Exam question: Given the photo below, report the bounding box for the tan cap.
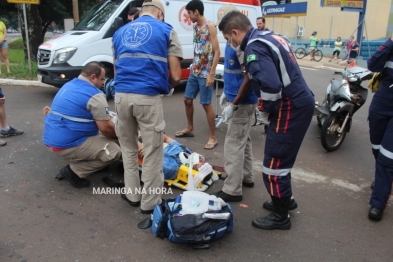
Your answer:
[142,0,165,16]
[217,4,238,26]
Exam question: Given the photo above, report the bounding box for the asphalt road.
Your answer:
[0,67,392,261]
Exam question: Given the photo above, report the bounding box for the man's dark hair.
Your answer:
[133,11,140,20]
[218,11,252,35]
[256,17,265,23]
[81,62,104,77]
[186,0,204,16]
[128,7,139,15]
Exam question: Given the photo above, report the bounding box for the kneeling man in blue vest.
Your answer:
[42,62,121,188]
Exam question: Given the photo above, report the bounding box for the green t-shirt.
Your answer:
[0,21,6,41]
[310,36,318,47]
[334,41,343,51]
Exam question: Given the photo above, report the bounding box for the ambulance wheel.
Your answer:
[103,66,114,99]
[103,66,113,84]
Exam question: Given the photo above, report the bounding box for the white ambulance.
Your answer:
[37,0,262,88]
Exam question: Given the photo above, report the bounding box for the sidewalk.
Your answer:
[297,56,345,70]
[297,55,368,70]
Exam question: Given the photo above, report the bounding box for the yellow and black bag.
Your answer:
[368,72,382,93]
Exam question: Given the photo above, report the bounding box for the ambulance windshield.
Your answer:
[73,1,122,31]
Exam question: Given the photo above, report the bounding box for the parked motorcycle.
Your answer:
[314,66,373,152]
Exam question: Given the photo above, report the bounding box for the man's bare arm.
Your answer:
[168,56,182,88]
[96,120,117,139]
[207,22,220,87]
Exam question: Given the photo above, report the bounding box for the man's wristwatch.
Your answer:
[232,104,238,111]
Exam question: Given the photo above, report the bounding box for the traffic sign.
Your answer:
[7,0,40,4]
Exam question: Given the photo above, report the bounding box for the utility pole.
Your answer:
[72,0,79,26]
[356,0,367,53]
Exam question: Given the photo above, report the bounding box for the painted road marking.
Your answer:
[253,160,370,193]
[300,66,318,71]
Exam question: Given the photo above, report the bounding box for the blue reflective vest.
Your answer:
[43,78,100,148]
[113,15,172,95]
[224,44,258,104]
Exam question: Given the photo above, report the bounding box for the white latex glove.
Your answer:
[258,111,269,125]
[165,88,174,96]
[219,93,228,110]
[221,104,235,123]
[109,111,117,125]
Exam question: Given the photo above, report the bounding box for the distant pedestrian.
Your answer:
[0,20,10,74]
[348,39,359,65]
[309,31,318,61]
[0,86,24,146]
[329,37,343,62]
[344,36,354,60]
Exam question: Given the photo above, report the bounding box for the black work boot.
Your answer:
[263,195,298,211]
[55,165,90,188]
[368,206,384,221]
[252,196,291,230]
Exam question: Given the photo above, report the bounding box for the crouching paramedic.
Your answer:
[218,11,314,230]
[43,62,121,188]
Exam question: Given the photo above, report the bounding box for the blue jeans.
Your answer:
[0,87,4,99]
[184,74,213,105]
[0,40,8,49]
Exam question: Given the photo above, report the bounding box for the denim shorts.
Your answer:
[184,74,213,105]
[0,40,8,49]
[0,87,4,100]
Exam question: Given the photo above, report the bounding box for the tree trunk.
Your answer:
[17,4,43,62]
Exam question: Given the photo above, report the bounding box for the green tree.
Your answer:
[0,0,97,62]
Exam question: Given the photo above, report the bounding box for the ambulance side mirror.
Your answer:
[103,17,124,39]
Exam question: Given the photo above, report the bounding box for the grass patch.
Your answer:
[8,38,25,49]
[8,49,26,63]
[0,62,38,80]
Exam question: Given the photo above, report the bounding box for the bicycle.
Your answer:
[295,43,323,62]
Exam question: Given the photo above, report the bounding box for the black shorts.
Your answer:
[333,50,340,56]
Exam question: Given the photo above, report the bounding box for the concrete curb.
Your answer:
[0,78,56,88]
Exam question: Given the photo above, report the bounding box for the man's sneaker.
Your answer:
[0,139,6,146]
[213,190,242,202]
[0,126,24,138]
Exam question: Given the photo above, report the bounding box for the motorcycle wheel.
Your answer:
[321,113,347,152]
